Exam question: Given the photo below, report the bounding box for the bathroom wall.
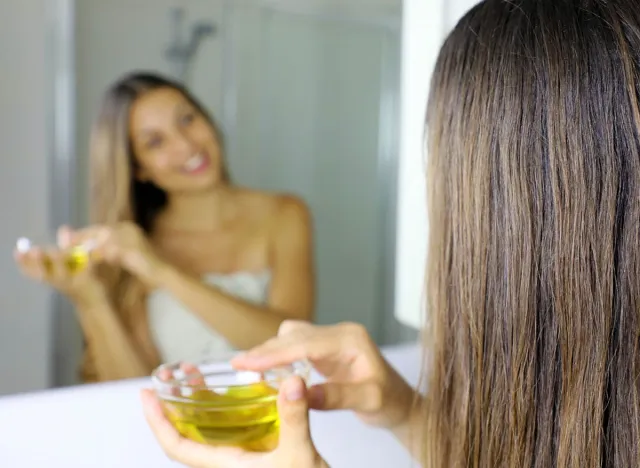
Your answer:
[0,0,53,395]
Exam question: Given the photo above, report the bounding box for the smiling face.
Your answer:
[128,87,224,194]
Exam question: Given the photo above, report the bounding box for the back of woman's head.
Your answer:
[424,0,640,466]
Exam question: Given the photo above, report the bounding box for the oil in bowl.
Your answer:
[152,359,310,452]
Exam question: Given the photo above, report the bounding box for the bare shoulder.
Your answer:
[274,194,312,226]
[268,193,313,248]
[234,188,312,234]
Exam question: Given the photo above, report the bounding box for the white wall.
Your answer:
[0,0,53,395]
[394,0,480,329]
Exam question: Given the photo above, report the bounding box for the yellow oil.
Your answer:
[43,246,90,274]
[161,381,280,452]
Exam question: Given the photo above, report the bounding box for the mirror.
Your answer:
[0,0,415,395]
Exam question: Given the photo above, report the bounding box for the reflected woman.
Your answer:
[14,71,315,383]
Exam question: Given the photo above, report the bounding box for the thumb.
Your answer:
[277,376,314,450]
[57,225,73,249]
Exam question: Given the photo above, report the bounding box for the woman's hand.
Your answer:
[70,222,166,287]
[141,376,328,468]
[232,321,417,431]
[14,226,106,306]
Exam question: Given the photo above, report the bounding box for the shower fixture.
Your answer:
[164,7,217,82]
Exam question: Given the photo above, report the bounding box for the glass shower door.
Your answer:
[224,3,401,343]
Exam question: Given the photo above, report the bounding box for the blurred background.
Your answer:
[0,0,478,395]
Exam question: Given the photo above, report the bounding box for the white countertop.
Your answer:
[0,343,422,468]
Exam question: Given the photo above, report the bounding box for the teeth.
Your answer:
[184,154,204,171]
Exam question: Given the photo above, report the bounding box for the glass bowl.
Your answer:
[151,357,311,452]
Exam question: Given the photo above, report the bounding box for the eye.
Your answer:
[146,136,163,149]
[179,112,196,126]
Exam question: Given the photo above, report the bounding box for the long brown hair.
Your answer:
[82,71,228,381]
[423,0,640,466]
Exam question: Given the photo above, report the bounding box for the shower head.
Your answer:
[164,12,217,82]
[192,22,217,39]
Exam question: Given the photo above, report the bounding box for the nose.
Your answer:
[169,130,196,160]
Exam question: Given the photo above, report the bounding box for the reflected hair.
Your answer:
[422,0,640,466]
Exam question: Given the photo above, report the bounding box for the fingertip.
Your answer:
[277,376,313,446]
[282,375,307,402]
[229,353,253,370]
[179,362,198,372]
[140,389,165,421]
[179,362,204,386]
[58,224,74,241]
[230,351,247,362]
[157,368,173,382]
[140,388,157,408]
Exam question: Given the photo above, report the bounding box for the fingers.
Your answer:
[307,381,383,413]
[56,225,73,249]
[276,376,314,451]
[232,321,367,372]
[14,247,49,282]
[277,319,313,337]
[71,226,122,264]
[232,322,328,370]
[140,389,251,468]
[99,241,121,264]
[180,362,206,387]
[155,363,203,396]
[68,225,109,245]
[47,248,70,283]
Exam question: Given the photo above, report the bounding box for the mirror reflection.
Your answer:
[1,0,413,394]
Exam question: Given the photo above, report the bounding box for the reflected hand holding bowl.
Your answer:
[13,226,106,305]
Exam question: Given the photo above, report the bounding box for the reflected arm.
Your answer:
[74,295,157,381]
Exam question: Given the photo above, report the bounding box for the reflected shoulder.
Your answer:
[234,187,312,227]
[274,194,313,231]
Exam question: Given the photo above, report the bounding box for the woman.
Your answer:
[142,0,640,467]
[14,72,315,383]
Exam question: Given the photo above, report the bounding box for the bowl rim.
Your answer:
[150,357,311,392]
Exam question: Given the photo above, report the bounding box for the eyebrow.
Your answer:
[176,102,196,114]
[134,101,196,138]
[135,129,159,139]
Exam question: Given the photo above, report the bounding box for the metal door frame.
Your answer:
[47,0,80,387]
